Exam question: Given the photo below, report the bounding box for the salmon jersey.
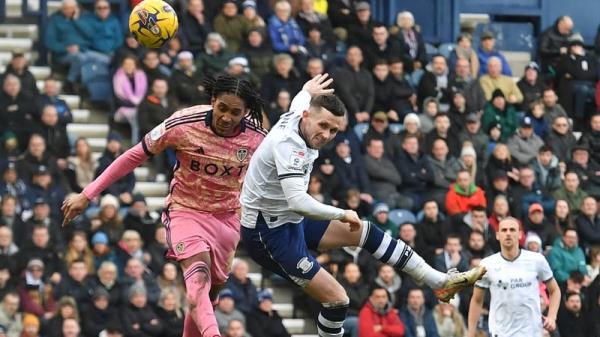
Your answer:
[141,105,267,213]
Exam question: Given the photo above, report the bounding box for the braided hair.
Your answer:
[203,74,264,128]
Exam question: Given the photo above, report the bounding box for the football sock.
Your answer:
[184,261,220,337]
[317,301,348,337]
[183,311,202,337]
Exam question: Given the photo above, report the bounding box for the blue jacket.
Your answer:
[225,276,259,315]
[79,13,123,54]
[268,16,305,53]
[477,47,512,76]
[44,12,90,57]
[399,307,440,337]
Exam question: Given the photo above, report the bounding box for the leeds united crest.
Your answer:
[236,148,248,162]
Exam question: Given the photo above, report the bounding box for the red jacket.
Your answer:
[358,301,405,337]
[445,183,487,216]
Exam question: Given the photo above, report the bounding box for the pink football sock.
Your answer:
[183,310,202,337]
[184,261,220,337]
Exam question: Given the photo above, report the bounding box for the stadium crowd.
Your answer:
[0,0,599,336]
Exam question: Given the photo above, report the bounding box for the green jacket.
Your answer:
[552,186,588,215]
[367,215,398,238]
[213,14,251,53]
[547,237,587,282]
[195,49,234,78]
[482,102,518,142]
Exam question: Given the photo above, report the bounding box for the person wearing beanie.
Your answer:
[482,88,519,142]
[215,288,246,334]
[366,203,398,238]
[460,144,484,187]
[479,56,523,103]
[531,145,562,193]
[20,313,40,337]
[517,61,545,111]
[91,232,118,270]
[121,282,163,337]
[507,116,545,165]
[525,231,543,253]
[246,289,290,337]
[123,193,156,247]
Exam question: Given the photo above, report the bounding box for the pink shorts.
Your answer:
[163,209,240,285]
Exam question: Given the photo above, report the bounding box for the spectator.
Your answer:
[225,259,258,316]
[479,57,523,104]
[556,292,590,337]
[387,58,417,120]
[266,89,291,127]
[576,196,600,249]
[20,314,40,337]
[141,50,171,87]
[553,171,588,214]
[527,99,550,138]
[82,287,120,337]
[334,46,374,125]
[513,166,555,217]
[417,200,448,264]
[226,56,253,83]
[586,246,600,281]
[178,0,210,55]
[90,232,115,269]
[170,51,206,108]
[419,97,439,134]
[434,234,468,273]
[112,33,144,68]
[296,0,336,48]
[460,144,484,187]
[158,36,182,69]
[373,264,402,307]
[116,230,150,273]
[28,168,65,222]
[525,202,557,248]
[64,138,95,194]
[363,111,395,154]
[463,229,493,261]
[54,259,94,308]
[63,231,94,274]
[372,61,394,118]
[15,225,62,280]
[339,188,372,219]
[399,288,439,337]
[327,0,361,29]
[0,74,36,151]
[1,53,38,97]
[448,33,479,79]
[548,228,588,283]
[423,113,460,157]
[196,33,234,78]
[346,1,378,51]
[44,296,79,337]
[579,114,600,164]
[112,55,147,144]
[241,0,265,29]
[390,113,423,156]
[213,0,251,54]
[507,116,545,165]
[90,194,123,247]
[35,105,70,160]
[557,34,598,122]
[155,289,184,337]
[427,139,463,208]
[123,194,156,248]
[553,199,576,236]
[268,0,305,56]
[0,292,21,337]
[225,319,248,337]
[19,197,63,249]
[246,290,289,337]
[417,55,451,110]
[316,156,345,205]
[448,91,469,133]
[79,0,123,54]
[95,132,135,206]
[61,318,82,337]
[146,227,167,274]
[241,28,273,86]
[524,231,543,253]
[303,24,335,69]
[121,284,164,337]
[448,58,486,114]
[364,138,412,210]
[482,89,519,142]
[432,302,466,337]
[485,143,519,185]
[89,261,122,307]
[568,145,600,199]
[541,88,567,125]
[545,116,576,163]
[444,169,486,217]
[260,54,302,110]
[366,203,397,237]
[452,206,491,250]
[539,16,575,76]
[358,285,405,337]
[517,62,545,111]
[338,263,369,337]
[0,226,18,258]
[484,172,516,218]
[531,145,562,193]
[138,77,174,139]
[215,288,245,333]
[156,262,185,309]
[0,193,26,240]
[458,114,488,163]
[17,259,56,319]
[476,31,512,76]
[120,258,161,306]
[391,11,427,75]
[363,23,402,71]
[331,138,372,200]
[36,77,72,125]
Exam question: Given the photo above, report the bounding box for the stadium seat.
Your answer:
[81,61,112,103]
[388,209,416,226]
[438,43,456,59]
[389,123,405,134]
[353,123,369,141]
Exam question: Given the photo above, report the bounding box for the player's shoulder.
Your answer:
[481,252,502,265]
[244,118,268,138]
[164,105,211,130]
[519,249,546,262]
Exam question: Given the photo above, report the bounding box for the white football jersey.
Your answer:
[240,91,319,228]
[475,250,554,337]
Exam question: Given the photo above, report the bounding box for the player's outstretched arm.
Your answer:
[544,278,561,332]
[467,286,485,337]
[61,142,150,226]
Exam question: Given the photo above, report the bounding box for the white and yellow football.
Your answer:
[129,0,178,48]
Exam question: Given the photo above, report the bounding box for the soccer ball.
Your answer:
[129,0,178,48]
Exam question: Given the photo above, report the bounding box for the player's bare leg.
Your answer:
[304,268,350,337]
[181,252,220,337]
[318,220,486,302]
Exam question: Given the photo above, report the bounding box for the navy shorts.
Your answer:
[241,213,330,287]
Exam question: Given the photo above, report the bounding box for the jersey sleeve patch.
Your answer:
[150,122,166,141]
[289,149,306,170]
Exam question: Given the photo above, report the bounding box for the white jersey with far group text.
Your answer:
[240,90,318,228]
[475,249,554,337]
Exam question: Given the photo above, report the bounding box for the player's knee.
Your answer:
[328,283,349,305]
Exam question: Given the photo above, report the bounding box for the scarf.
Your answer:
[408,305,425,325]
[402,29,418,58]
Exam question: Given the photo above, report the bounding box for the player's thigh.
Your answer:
[304,268,348,303]
[314,219,363,251]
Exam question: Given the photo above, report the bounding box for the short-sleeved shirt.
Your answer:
[240,91,318,228]
[475,250,554,337]
[142,105,266,213]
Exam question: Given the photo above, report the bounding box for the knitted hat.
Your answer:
[91,231,110,246]
[22,313,40,328]
[403,113,421,127]
[460,146,477,159]
[491,89,505,100]
[100,194,119,209]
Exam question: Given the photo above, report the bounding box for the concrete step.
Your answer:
[30,66,51,80]
[6,0,61,17]
[0,37,33,52]
[72,109,90,123]
[67,123,109,138]
[503,50,531,79]
[283,319,313,335]
[132,181,168,197]
[0,24,38,38]
[134,167,150,181]
[460,13,490,30]
[0,51,33,65]
[273,303,294,318]
[87,137,106,152]
[60,94,81,109]
[146,196,163,211]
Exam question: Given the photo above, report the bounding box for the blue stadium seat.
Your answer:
[438,43,456,59]
[81,61,112,103]
[353,123,369,141]
[388,209,416,226]
[425,42,438,60]
[388,123,404,134]
[473,22,535,53]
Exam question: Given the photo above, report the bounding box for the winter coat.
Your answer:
[2,65,39,97]
[338,278,369,316]
[16,278,56,317]
[155,307,184,337]
[517,78,544,111]
[394,27,427,73]
[547,238,588,283]
[120,303,164,337]
[82,304,121,337]
[366,215,398,238]
[113,68,147,121]
[359,301,405,337]
[531,155,562,192]
[539,23,573,69]
[506,130,545,165]
[422,131,461,158]
[448,74,486,113]
[215,307,245,334]
[434,251,469,273]
[178,11,210,55]
[575,214,600,248]
[259,71,302,108]
[36,94,72,124]
[44,12,89,58]
[363,155,402,202]
[363,38,404,71]
[241,42,273,86]
[137,95,175,137]
[417,71,451,108]
[95,149,136,197]
[53,276,94,308]
[0,306,22,337]
[476,47,512,76]
[0,91,36,150]
[578,131,600,164]
[225,276,258,315]
[479,75,523,103]
[567,159,600,198]
[169,67,206,107]
[427,156,462,190]
[331,154,372,195]
[334,64,374,121]
[545,130,577,163]
[79,13,123,53]
[246,309,291,337]
[458,130,488,164]
[393,150,434,193]
[553,186,588,216]
[482,102,519,142]
[195,48,234,78]
[399,307,439,337]
[213,14,251,53]
[445,183,487,216]
[267,16,305,54]
[417,216,449,264]
[34,122,70,159]
[526,112,549,139]
[513,183,556,218]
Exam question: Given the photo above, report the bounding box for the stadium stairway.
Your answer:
[0,20,318,337]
